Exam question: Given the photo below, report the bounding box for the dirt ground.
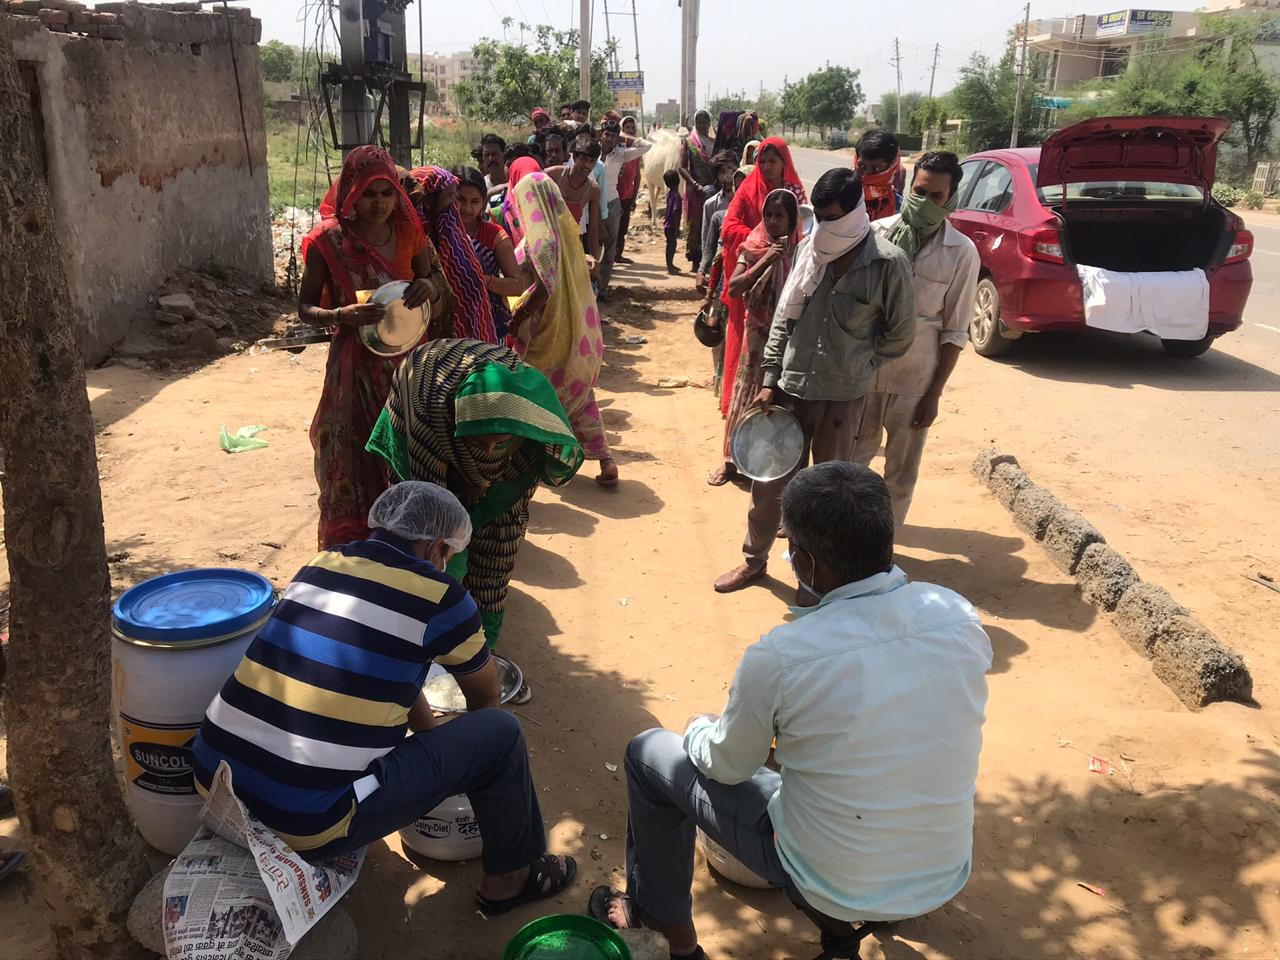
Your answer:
[3,217,1280,959]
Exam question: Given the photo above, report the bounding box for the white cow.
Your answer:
[639,127,686,224]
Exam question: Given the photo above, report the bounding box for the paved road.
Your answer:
[789,145,851,195]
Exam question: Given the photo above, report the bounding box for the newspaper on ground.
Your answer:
[162,762,365,960]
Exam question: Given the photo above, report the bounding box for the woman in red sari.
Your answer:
[716,189,799,482]
[711,136,806,485]
[300,145,449,548]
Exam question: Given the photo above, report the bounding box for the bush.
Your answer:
[1212,183,1245,207]
[1244,190,1265,210]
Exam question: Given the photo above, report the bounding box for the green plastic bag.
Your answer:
[219,424,269,454]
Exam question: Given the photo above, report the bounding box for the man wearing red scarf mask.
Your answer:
[855,129,904,221]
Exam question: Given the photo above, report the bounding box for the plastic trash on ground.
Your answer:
[220,425,269,454]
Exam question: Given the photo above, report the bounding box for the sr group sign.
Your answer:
[1096,9,1173,38]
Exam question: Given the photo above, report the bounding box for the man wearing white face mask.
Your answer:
[191,481,578,914]
[855,152,979,528]
[591,464,991,958]
[715,167,916,594]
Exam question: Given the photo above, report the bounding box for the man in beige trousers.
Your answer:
[854,152,979,528]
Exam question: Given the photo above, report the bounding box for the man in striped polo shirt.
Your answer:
[192,481,575,914]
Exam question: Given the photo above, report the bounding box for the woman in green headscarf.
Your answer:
[367,339,583,696]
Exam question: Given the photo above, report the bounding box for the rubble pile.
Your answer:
[115,269,295,366]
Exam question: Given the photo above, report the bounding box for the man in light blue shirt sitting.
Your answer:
[589,463,992,959]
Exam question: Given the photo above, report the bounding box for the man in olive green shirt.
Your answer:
[715,168,916,594]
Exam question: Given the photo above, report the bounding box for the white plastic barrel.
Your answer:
[399,794,483,861]
[697,828,772,889]
[111,569,275,855]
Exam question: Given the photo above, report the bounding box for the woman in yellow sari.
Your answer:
[507,171,619,487]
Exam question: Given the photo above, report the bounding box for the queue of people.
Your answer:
[206,103,994,957]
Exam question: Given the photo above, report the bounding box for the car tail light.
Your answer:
[1020,226,1065,264]
[1224,230,1253,264]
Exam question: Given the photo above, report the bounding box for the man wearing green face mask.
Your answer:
[853,152,979,528]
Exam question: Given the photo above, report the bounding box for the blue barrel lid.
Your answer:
[112,568,276,645]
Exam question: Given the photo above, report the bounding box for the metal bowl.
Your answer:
[729,406,805,482]
[256,326,333,351]
[359,280,429,357]
[693,308,724,348]
[423,655,524,714]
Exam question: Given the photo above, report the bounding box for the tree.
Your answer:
[707,94,752,118]
[754,88,780,125]
[0,23,151,959]
[453,26,615,123]
[949,38,1047,151]
[804,65,863,137]
[879,90,926,133]
[779,78,811,137]
[1065,13,1280,169]
[260,39,298,84]
[911,96,949,141]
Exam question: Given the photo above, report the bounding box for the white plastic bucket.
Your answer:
[399,794,482,861]
[110,569,275,855]
[697,827,772,889]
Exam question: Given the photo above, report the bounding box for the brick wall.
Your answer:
[7,2,272,363]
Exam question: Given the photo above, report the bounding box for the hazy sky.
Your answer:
[248,0,1209,110]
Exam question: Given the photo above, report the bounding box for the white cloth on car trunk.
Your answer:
[1077,265,1209,341]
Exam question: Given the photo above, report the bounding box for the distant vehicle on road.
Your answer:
[949,117,1254,359]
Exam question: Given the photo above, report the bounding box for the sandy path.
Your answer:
[3,221,1280,958]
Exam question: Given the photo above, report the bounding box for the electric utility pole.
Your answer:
[603,2,616,72]
[1010,2,1031,148]
[928,42,940,99]
[680,0,700,120]
[580,0,591,101]
[892,37,903,132]
[631,0,641,70]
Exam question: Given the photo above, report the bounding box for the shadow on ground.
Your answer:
[998,329,1280,394]
[897,524,1097,632]
[343,581,666,959]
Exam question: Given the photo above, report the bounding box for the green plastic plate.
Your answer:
[502,915,632,960]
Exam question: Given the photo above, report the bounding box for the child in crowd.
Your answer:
[663,169,683,275]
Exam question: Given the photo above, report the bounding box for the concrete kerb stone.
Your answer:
[1075,542,1139,612]
[1042,507,1105,575]
[970,446,1018,484]
[1151,616,1253,709]
[988,462,1034,511]
[1112,581,1188,658]
[971,445,1253,710]
[1011,484,1062,541]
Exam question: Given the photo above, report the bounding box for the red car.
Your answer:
[949,116,1253,358]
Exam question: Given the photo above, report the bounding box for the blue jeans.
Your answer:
[306,709,545,875]
[623,728,791,925]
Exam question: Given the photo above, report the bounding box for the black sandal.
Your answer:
[589,886,706,959]
[0,783,13,816]
[476,854,577,917]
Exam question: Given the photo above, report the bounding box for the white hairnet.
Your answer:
[368,481,472,550]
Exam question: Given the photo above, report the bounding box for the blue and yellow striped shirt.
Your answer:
[191,531,488,850]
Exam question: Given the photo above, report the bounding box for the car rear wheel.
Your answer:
[971,278,1014,357]
[1161,334,1215,358]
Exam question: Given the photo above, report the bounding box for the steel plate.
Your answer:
[359,280,428,357]
[729,406,805,482]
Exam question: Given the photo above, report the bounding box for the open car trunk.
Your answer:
[1049,200,1232,272]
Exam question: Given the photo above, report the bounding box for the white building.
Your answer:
[414,50,480,111]
[1026,10,1201,93]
